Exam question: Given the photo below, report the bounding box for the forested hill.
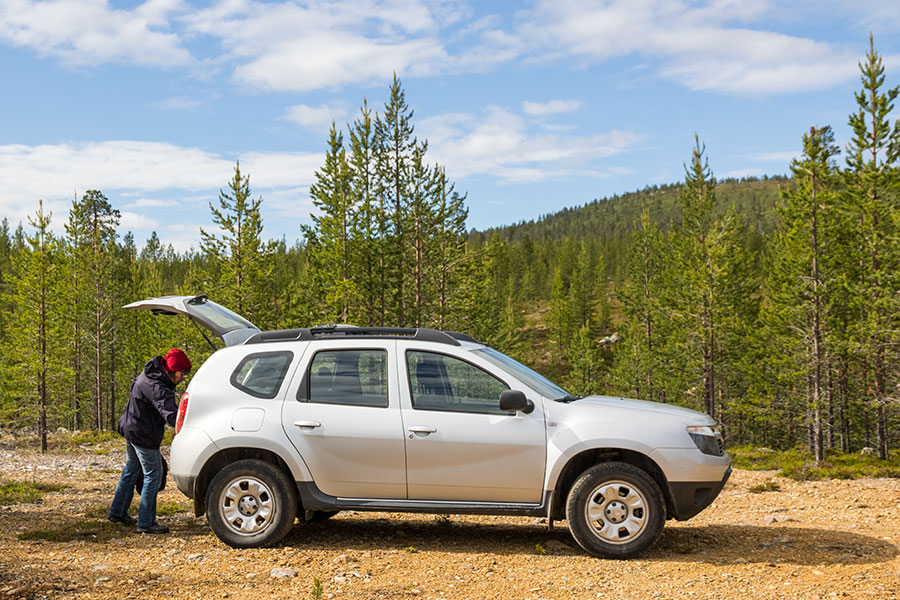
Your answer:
[471,175,788,244]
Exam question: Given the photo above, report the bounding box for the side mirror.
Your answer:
[499,390,534,414]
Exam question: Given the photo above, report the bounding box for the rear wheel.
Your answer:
[206,459,297,548]
[565,462,665,558]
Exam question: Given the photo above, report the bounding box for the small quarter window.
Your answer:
[307,349,388,407]
[230,351,294,399]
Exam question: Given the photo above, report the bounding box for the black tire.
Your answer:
[206,459,297,548]
[565,462,665,558]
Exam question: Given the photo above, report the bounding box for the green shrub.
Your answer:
[731,446,900,480]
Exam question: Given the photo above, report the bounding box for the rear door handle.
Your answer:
[293,420,322,429]
[408,426,437,434]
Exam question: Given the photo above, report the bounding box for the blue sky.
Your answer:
[2,0,899,251]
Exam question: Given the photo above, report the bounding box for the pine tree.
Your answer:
[303,125,357,323]
[671,136,757,419]
[66,190,120,430]
[5,201,64,450]
[375,74,417,326]
[767,126,840,463]
[348,99,384,326]
[843,34,900,460]
[200,161,273,325]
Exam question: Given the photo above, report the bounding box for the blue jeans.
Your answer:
[109,441,162,528]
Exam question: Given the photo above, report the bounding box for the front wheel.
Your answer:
[206,459,297,548]
[565,462,665,558]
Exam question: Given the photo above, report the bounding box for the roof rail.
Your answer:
[244,325,476,346]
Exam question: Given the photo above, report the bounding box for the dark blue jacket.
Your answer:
[118,356,177,449]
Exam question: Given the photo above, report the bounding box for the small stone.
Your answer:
[95,577,111,584]
[733,558,748,564]
[813,570,825,576]
[270,567,297,579]
[769,507,788,513]
[156,576,174,583]
[187,554,204,561]
[759,516,778,525]
[332,576,347,584]
[851,574,865,580]
[93,565,110,570]
[775,515,798,523]
[333,554,348,563]
[773,536,794,544]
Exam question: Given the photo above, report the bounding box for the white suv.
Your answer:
[126,295,731,558]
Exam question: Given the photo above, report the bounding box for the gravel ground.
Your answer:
[1,441,899,600]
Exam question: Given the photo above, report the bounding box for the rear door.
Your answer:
[281,340,407,499]
[123,295,260,346]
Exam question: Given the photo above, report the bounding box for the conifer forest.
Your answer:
[3,42,899,460]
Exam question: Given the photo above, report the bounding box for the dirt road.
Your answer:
[1,442,898,600]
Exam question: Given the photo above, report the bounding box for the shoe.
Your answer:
[137,523,169,534]
[108,514,136,526]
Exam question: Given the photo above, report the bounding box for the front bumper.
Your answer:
[667,467,732,520]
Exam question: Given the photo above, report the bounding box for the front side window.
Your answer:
[307,349,388,407]
[407,351,509,414]
[230,351,294,399]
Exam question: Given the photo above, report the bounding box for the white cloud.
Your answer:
[154,96,201,110]
[419,107,639,184]
[722,167,765,179]
[0,0,191,67]
[521,99,581,116]
[283,103,349,133]
[517,0,870,94]
[127,198,178,208]
[120,211,159,230]
[0,140,320,230]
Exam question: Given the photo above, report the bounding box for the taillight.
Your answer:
[175,392,189,434]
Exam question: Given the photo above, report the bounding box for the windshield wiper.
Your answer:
[555,394,583,403]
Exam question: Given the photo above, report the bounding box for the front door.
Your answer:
[398,346,547,503]
[282,341,407,499]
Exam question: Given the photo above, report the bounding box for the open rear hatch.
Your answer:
[123,294,260,347]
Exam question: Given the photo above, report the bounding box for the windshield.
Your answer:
[472,348,570,400]
[188,301,256,333]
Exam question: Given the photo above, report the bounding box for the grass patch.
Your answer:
[731,445,900,480]
[748,479,781,493]
[156,500,191,516]
[0,480,66,505]
[17,520,123,543]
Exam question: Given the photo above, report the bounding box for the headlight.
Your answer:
[687,425,725,456]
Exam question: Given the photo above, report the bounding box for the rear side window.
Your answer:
[305,349,388,407]
[230,351,294,399]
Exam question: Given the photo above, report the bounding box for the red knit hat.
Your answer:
[164,349,191,373]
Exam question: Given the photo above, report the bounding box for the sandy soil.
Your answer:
[1,441,899,600]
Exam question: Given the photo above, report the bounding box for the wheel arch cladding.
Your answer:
[548,447,676,521]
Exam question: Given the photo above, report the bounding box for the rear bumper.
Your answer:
[173,474,196,499]
[667,467,732,520]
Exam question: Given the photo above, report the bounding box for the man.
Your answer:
[108,348,191,534]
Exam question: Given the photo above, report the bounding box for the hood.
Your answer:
[574,395,714,426]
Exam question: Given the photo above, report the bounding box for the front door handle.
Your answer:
[293,420,322,429]
[408,426,437,434]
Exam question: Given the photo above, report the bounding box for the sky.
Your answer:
[2,0,900,252]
